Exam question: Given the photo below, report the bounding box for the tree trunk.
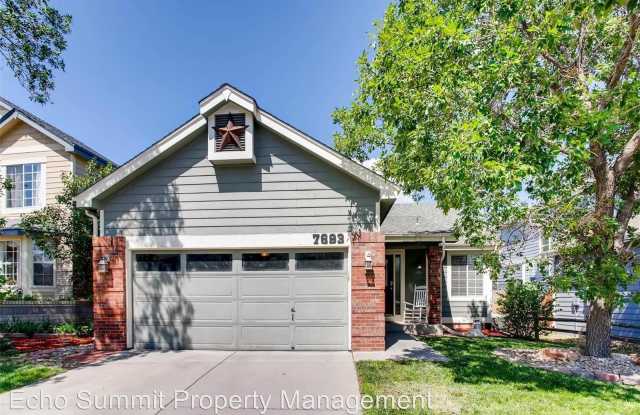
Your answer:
[584,298,612,357]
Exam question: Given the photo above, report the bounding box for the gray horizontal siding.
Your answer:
[442,300,488,319]
[552,292,587,333]
[101,124,378,236]
[553,290,640,340]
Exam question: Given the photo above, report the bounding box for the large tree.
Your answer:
[333,0,640,357]
[0,0,71,103]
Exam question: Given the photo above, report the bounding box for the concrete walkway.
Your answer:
[0,351,359,414]
[352,331,448,362]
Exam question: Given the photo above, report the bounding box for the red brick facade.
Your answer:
[92,236,127,351]
[351,232,385,351]
[427,246,443,324]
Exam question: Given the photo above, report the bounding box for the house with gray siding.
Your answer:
[75,84,493,353]
[0,97,110,299]
[499,224,640,340]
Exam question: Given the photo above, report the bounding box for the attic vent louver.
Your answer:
[214,113,246,151]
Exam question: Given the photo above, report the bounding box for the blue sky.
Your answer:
[0,0,389,165]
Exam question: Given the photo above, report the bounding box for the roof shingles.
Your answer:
[381,203,457,235]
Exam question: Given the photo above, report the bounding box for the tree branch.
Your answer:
[607,12,640,90]
[520,21,569,72]
[613,129,640,177]
[576,19,587,80]
[615,183,639,252]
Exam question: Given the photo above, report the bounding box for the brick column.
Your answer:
[351,232,385,351]
[93,236,127,351]
[427,245,442,324]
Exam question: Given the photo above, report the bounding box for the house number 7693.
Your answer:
[312,233,344,245]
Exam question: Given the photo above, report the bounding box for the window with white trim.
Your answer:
[33,243,54,286]
[450,255,483,297]
[540,234,552,254]
[6,163,41,208]
[0,241,19,285]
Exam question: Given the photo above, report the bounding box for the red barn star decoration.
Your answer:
[215,118,246,149]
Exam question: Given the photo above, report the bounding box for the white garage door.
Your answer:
[132,250,348,350]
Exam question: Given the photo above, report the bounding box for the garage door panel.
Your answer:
[134,300,235,323]
[240,276,289,297]
[294,276,346,297]
[294,301,346,322]
[135,275,234,298]
[240,302,291,322]
[293,326,346,349]
[240,326,290,348]
[135,325,234,349]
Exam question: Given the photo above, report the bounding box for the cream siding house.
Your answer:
[0,97,110,298]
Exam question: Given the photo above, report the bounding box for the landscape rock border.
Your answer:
[494,347,640,387]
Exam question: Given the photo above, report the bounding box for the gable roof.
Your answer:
[381,202,457,236]
[75,83,400,208]
[0,96,112,165]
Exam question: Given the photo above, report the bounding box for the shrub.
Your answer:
[75,321,93,337]
[0,319,53,337]
[53,322,75,335]
[53,321,93,337]
[0,291,40,302]
[497,280,554,340]
[0,336,14,354]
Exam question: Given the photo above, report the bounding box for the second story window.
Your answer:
[6,163,41,208]
[540,234,553,254]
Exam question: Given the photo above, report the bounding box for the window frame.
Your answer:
[539,233,554,254]
[294,252,345,272]
[134,253,182,272]
[186,253,233,273]
[32,242,55,287]
[1,160,46,214]
[446,253,487,301]
[0,239,21,286]
[241,252,290,272]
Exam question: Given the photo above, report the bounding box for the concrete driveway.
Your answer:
[0,351,360,414]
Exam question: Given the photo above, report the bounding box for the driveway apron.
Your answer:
[0,351,359,414]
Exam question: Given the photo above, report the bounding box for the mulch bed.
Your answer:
[10,335,94,353]
[6,342,122,369]
[482,328,505,337]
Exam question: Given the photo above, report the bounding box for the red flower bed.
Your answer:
[11,335,93,352]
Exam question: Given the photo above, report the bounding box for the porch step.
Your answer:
[386,321,444,336]
[404,323,444,337]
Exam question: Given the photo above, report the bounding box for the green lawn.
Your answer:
[356,337,640,415]
[0,357,63,393]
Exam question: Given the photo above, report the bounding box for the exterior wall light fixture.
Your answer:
[364,251,373,270]
[97,256,111,273]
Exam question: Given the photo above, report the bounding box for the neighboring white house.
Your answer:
[0,97,110,299]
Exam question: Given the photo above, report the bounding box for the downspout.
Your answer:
[84,209,99,237]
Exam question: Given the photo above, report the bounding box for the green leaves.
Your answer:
[0,0,71,103]
[334,0,640,317]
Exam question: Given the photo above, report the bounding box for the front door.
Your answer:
[385,250,404,319]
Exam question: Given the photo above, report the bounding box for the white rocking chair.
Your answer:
[404,285,427,323]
